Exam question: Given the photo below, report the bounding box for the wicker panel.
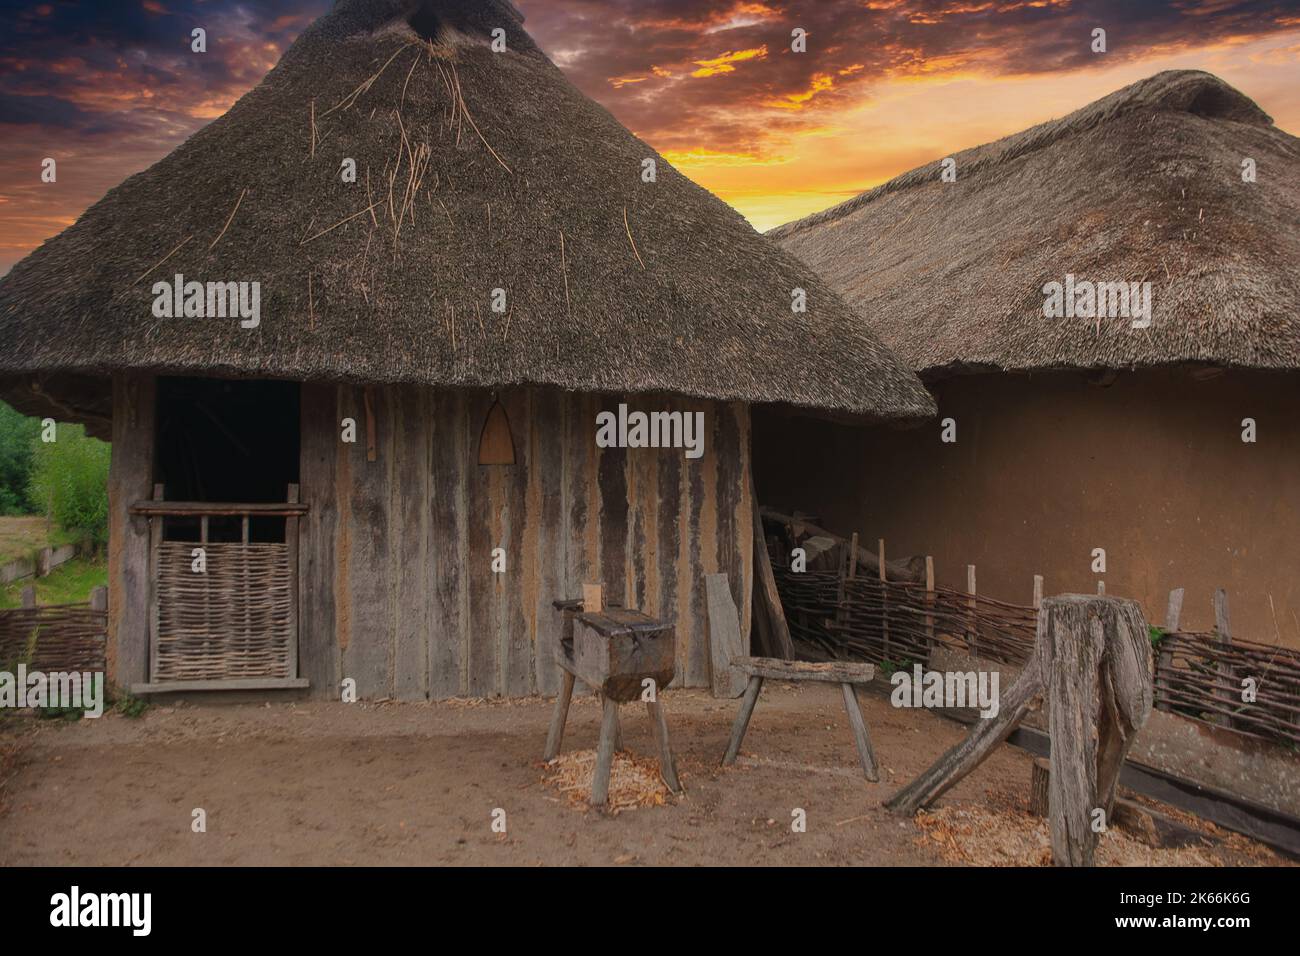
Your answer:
[772,559,1300,749]
[154,541,293,681]
[0,604,107,673]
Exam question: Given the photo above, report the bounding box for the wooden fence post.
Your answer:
[1154,587,1183,713]
[966,564,977,657]
[90,586,108,612]
[1033,575,1043,610]
[20,585,36,609]
[925,557,935,652]
[879,538,890,664]
[1213,588,1233,729]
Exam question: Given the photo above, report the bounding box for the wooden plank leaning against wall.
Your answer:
[298,385,752,700]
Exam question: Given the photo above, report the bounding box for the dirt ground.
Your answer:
[0,682,1287,866]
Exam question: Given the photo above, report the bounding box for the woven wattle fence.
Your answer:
[0,602,107,673]
[772,565,1300,750]
[154,541,294,681]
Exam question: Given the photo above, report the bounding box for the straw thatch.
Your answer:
[772,71,1300,378]
[0,0,932,423]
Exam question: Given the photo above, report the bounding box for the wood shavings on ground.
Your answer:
[914,803,1228,867]
[542,749,672,814]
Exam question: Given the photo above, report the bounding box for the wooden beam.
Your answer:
[750,496,794,659]
[735,655,875,684]
[759,508,924,582]
[130,501,309,516]
[131,678,310,693]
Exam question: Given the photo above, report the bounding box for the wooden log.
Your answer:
[1029,757,1050,816]
[841,683,879,781]
[748,496,795,660]
[1038,594,1152,867]
[543,668,576,761]
[885,654,1043,816]
[758,508,924,582]
[647,699,682,793]
[705,573,748,698]
[722,674,763,765]
[735,656,875,684]
[591,695,621,806]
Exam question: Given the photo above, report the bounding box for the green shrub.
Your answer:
[26,423,111,547]
[0,402,41,515]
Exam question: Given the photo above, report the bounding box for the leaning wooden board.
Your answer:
[705,573,749,698]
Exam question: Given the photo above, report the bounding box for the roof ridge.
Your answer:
[768,70,1272,241]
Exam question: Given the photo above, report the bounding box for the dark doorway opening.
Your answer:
[154,377,300,542]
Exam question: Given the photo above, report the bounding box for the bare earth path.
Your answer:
[0,683,1280,866]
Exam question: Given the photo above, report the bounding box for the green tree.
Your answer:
[0,401,41,515]
[27,422,111,547]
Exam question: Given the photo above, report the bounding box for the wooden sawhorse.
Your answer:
[721,656,879,781]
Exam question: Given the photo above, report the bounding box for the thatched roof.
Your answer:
[0,0,933,426]
[771,71,1300,378]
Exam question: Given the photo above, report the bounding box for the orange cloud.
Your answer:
[765,72,835,109]
[691,46,768,78]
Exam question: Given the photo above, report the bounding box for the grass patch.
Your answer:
[0,557,106,609]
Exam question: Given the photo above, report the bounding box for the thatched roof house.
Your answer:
[0,0,931,698]
[772,70,1300,376]
[762,70,1300,644]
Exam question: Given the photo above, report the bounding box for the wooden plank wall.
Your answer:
[107,372,156,689]
[294,385,753,699]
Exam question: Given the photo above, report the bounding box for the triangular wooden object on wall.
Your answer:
[478,399,516,465]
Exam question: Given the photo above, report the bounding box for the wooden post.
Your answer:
[924,557,936,651]
[1097,580,1106,595]
[879,538,890,664]
[751,498,795,660]
[1029,757,1051,817]
[148,483,163,684]
[590,695,621,806]
[1213,588,1233,729]
[1155,588,1182,713]
[722,675,763,765]
[646,698,682,793]
[1038,595,1152,866]
[20,585,35,609]
[90,586,108,613]
[966,564,977,656]
[888,594,1154,870]
[1033,575,1044,610]
[582,582,603,613]
[543,669,576,761]
[286,484,300,680]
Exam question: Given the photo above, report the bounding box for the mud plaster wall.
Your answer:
[753,368,1299,649]
[299,384,752,700]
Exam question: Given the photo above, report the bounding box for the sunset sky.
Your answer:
[1,0,1298,275]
